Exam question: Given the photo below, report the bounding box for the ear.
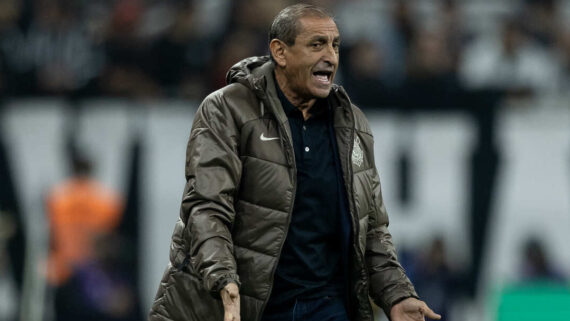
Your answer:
[270,39,287,67]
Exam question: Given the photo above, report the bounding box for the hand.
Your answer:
[390,297,441,321]
[220,282,240,321]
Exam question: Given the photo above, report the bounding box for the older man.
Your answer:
[149,4,440,321]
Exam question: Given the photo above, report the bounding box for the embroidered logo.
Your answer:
[352,135,363,167]
[260,133,279,141]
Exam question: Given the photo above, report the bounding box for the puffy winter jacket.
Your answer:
[149,56,417,321]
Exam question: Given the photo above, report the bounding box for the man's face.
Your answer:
[281,16,340,99]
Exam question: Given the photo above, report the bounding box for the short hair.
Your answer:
[72,155,93,176]
[269,3,334,46]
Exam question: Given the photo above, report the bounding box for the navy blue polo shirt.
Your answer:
[265,80,346,310]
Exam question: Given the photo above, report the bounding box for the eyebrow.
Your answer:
[308,35,341,43]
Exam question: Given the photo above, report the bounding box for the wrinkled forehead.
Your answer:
[296,16,340,40]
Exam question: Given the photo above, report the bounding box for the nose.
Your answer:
[322,43,338,66]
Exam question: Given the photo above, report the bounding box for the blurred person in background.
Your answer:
[46,155,137,320]
[0,212,18,321]
[0,0,28,96]
[208,29,260,93]
[520,237,566,283]
[54,231,140,321]
[0,0,22,96]
[519,0,563,48]
[459,17,561,96]
[208,0,287,93]
[559,30,570,90]
[0,0,104,97]
[147,0,211,98]
[149,3,439,321]
[98,0,158,98]
[411,238,457,321]
[341,39,396,108]
[392,0,415,54]
[26,0,102,97]
[401,27,459,109]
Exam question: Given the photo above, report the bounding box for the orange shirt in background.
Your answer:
[46,178,123,286]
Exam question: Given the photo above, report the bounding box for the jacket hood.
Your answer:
[226,56,272,100]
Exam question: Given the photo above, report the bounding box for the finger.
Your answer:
[420,306,441,320]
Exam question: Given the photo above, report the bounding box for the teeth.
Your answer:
[316,74,328,82]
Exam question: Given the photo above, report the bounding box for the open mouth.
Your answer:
[312,70,333,85]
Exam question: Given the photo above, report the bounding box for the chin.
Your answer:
[311,87,332,99]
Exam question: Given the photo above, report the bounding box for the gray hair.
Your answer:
[269,3,334,46]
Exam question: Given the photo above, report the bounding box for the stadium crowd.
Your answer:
[0,0,568,106]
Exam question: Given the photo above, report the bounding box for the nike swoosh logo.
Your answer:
[260,133,279,141]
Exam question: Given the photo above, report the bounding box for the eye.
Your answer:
[311,42,323,49]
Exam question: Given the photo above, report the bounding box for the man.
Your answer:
[47,156,123,287]
[149,4,440,321]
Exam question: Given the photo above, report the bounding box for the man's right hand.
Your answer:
[220,282,240,321]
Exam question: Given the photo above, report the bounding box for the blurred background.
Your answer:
[0,0,569,320]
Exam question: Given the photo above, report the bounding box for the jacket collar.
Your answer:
[226,56,354,132]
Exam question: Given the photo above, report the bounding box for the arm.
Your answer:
[366,168,440,320]
[365,167,417,314]
[181,93,242,296]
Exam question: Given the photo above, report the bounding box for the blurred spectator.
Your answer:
[335,0,411,88]
[54,232,140,321]
[437,0,471,73]
[520,237,566,283]
[0,0,28,96]
[392,0,416,51]
[460,17,561,95]
[226,0,287,52]
[342,39,396,108]
[0,212,18,321]
[45,155,140,320]
[0,0,568,101]
[46,156,123,286]
[205,0,288,93]
[27,0,103,96]
[98,0,158,98]
[401,27,461,109]
[560,30,570,89]
[412,237,454,321]
[0,0,21,95]
[519,0,563,48]
[208,29,260,92]
[147,1,211,98]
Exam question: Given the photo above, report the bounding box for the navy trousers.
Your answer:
[261,296,350,321]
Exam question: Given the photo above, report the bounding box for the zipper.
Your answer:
[257,109,297,320]
[344,102,374,320]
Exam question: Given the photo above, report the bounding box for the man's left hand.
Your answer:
[390,297,441,321]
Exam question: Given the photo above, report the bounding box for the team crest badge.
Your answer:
[352,136,363,167]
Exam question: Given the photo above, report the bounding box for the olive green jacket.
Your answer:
[149,56,417,321]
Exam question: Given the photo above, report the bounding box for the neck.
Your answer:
[274,69,316,118]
